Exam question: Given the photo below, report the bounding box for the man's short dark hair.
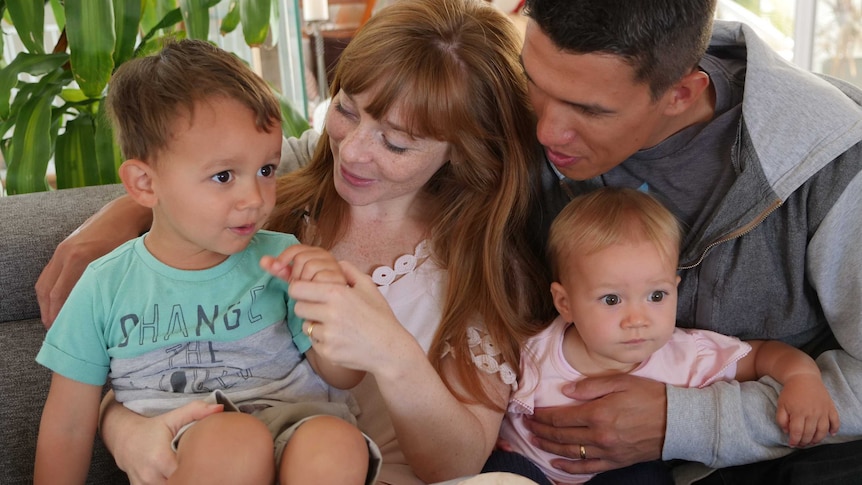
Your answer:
[523,0,717,99]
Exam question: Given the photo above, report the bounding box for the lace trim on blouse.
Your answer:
[365,239,516,389]
[442,327,518,390]
[371,240,430,286]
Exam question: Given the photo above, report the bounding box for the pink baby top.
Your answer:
[500,315,752,485]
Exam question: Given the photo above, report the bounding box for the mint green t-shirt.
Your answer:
[36,230,327,415]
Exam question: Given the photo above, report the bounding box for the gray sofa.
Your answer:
[1,184,129,484]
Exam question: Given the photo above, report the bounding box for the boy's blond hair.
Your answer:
[548,187,682,282]
[106,39,281,163]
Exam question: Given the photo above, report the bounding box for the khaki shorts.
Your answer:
[172,390,381,484]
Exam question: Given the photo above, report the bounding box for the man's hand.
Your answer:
[36,195,152,327]
[526,374,667,475]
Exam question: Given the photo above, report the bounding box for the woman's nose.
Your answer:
[337,126,374,164]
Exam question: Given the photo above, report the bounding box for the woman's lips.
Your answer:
[340,167,374,187]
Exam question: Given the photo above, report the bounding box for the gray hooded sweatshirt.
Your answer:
[533,20,862,471]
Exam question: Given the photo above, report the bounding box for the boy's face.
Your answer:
[521,21,678,181]
[551,239,680,374]
[143,96,283,270]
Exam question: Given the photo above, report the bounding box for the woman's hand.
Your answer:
[286,260,415,375]
[260,244,347,285]
[37,195,152,327]
[291,261,506,480]
[100,394,222,485]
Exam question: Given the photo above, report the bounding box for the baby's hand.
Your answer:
[776,375,840,447]
[260,244,346,285]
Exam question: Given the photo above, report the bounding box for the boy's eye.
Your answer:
[259,164,275,177]
[602,295,620,306]
[649,291,666,302]
[212,171,233,184]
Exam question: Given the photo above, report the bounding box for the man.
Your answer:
[518,0,862,483]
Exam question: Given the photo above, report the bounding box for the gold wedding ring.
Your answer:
[307,322,315,339]
[579,444,587,460]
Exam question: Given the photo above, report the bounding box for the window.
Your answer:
[716,0,862,87]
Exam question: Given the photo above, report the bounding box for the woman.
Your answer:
[47,0,553,483]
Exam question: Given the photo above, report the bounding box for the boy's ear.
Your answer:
[550,282,573,322]
[119,159,157,208]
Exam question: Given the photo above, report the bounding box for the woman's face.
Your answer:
[325,89,451,213]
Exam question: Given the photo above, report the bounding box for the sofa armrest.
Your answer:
[0,184,127,323]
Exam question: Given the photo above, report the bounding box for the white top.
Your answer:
[356,241,515,484]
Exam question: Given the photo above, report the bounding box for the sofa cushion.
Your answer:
[1,316,127,484]
[0,185,125,323]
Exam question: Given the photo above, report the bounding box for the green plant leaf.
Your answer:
[137,7,184,54]
[49,0,65,32]
[54,114,96,189]
[140,0,175,37]
[0,52,68,120]
[6,87,58,194]
[239,0,270,47]
[94,102,122,185]
[274,88,309,138]
[114,0,144,67]
[66,0,116,98]
[59,87,88,104]
[6,0,45,55]
[179,0,206,40]
[220,0,240,35]
[268,0,278,45]
[0,3,8,62]
[180,0,214,41]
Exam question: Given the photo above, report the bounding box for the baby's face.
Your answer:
[144,96,283,270]
[551,239,680,374]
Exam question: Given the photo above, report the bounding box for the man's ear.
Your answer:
[550,282,573,322]
[119,159,157,208]
[661,69,711,117]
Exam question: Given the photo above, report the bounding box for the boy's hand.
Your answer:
[260,244,346,285]
[776,374,840,447]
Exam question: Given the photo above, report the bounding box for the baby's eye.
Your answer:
[602,294,621,306]
[212,171,233,184]
[649,291,666,302]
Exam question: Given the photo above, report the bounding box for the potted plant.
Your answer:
[0,0,309,195]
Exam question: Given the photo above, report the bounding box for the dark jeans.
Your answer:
[482,450,673,485]
[693,440,862,485]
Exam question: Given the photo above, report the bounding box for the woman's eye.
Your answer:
[649,291,666,302]
[383,138,407,154]
[212,171,233,184]
[602,295,620,306]
[334,101,355,119]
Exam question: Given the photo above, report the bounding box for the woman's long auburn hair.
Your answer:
[266,0,552,408]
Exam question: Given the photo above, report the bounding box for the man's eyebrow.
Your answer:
[519,55,615,115]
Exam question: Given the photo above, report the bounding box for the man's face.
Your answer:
[521,20,677,180]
